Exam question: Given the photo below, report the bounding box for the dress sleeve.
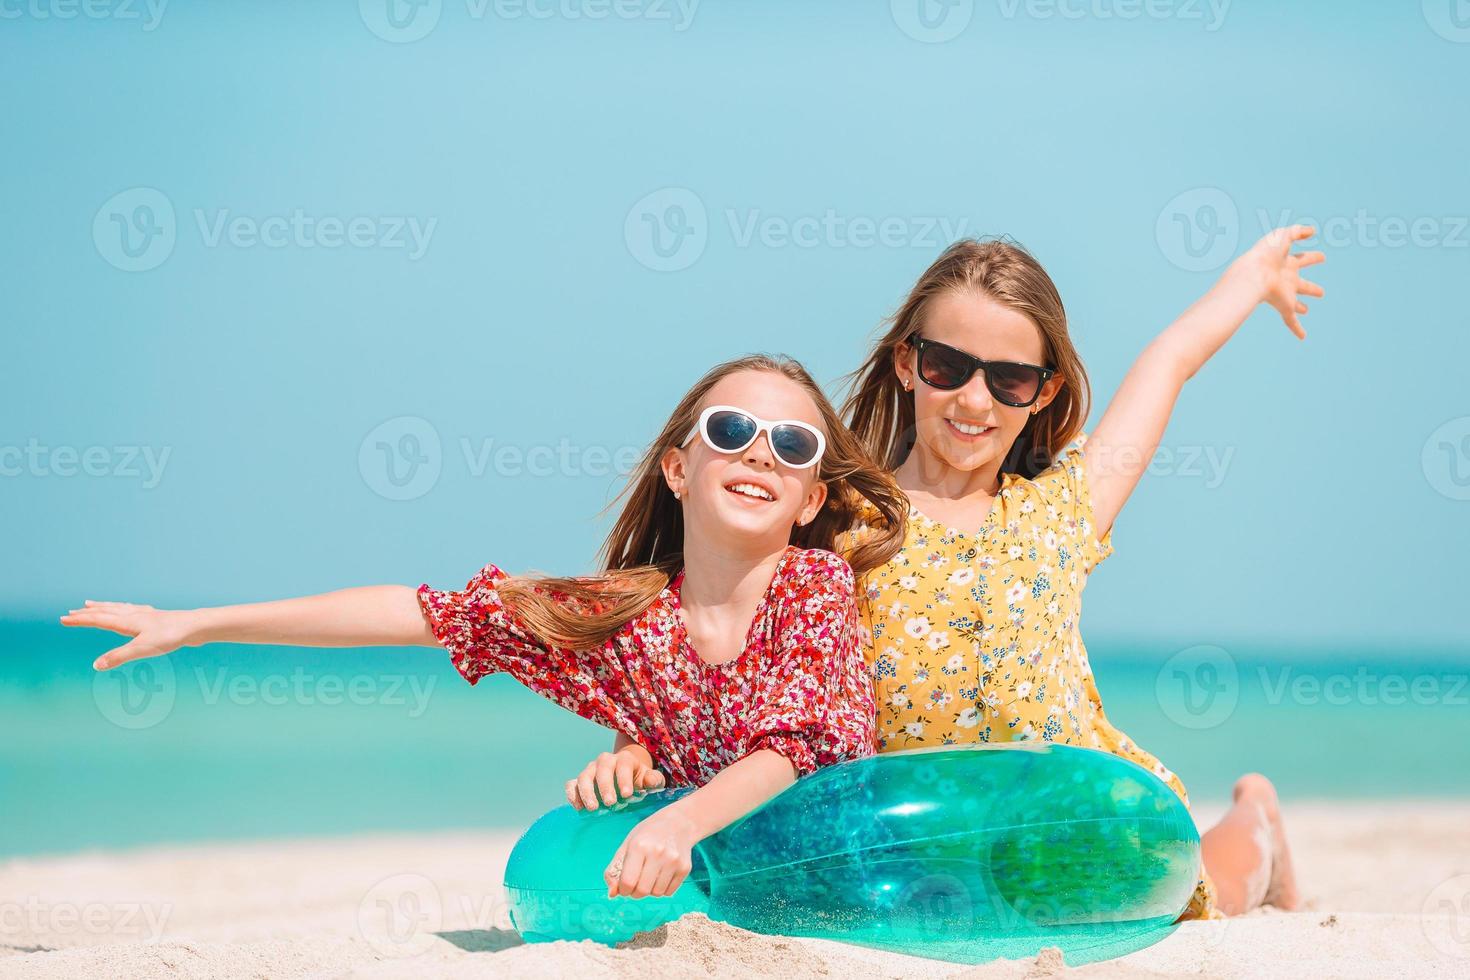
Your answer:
[416,565,652,742]
[740,551,876,777]
[1033,432,1115,577]
[416,562,545,686]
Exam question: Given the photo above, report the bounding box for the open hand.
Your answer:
[1234,225,1326,340]
[60,601,198,670]
[566,749,666,811]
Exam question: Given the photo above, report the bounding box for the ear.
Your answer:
[1033,374,1066,414]
[796,480,829,527]
[660,446,688,497]
[891,337,916,390]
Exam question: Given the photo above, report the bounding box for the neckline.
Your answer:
[904,471,1021,540]
[666,545,797,670]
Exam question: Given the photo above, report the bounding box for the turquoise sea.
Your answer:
[4,621,1466,860]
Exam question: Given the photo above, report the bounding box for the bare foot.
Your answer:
[1233,773,1301,911]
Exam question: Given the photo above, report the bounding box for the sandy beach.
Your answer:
[3,801,1468,979]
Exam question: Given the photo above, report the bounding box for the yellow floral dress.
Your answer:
[838,434,1219,921]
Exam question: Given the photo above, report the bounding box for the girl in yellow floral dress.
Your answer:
[835,226,1323,920]
[570,228,1320,922]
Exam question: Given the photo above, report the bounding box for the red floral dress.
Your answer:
[416,545,875,787]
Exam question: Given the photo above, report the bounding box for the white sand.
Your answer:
[3,802,1468,979]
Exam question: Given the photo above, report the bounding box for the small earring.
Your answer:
[902,379,911,391]
[672,489,681,500]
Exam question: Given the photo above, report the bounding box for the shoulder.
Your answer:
[1016,432,1092,504]
[782,547,856,594]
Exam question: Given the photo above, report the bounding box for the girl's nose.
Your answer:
[955,371,995,413]
[744,433,777,469]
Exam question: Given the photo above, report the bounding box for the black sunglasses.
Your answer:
[909,335,1055,408]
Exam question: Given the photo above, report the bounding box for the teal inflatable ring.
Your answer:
[505,743,1201,966]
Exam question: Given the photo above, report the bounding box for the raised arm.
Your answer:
[62,585,439,671]
[1085,225,1326,537]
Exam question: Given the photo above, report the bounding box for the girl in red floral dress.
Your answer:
[63,354,907,902]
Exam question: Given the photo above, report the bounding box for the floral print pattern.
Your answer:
[838,434,1220,920]
[417,545,874,788]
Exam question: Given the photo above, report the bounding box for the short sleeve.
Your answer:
[417,563,544,685]
[417,563,660,744]
[740,552,876,777]
[1033,433,1115,576]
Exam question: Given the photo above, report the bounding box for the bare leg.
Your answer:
[1200,773,1301,916]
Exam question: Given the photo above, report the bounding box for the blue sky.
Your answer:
[3,1,1467,651]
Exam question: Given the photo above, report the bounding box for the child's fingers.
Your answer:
[66,612,129,634]
[595,757,620,807]
[612,849,645,898]
[627,854,661,899]
[639,769,666,791]
[576,770,602,811]
[604,842,631,897]
[615,756,637,799]
[1298,279,1325,299]
[1295,301,1309,315]
[650,865,677,898]
[1285,311,1306,340]
[1294,250,1326,268]
[565,779,583,809]
[1288,224,1316,242]
[93,639,150,671]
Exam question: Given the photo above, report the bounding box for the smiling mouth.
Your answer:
[946,418,995,438]
[724,482,775,502]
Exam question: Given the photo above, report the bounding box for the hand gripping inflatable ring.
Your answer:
[504,743,1201,966]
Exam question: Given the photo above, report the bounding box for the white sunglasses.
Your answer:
[680,405,827,469]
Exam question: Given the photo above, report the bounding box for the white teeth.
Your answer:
[949,420,992,435]
[726,483,774,501]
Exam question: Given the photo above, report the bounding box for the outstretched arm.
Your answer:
[62,585,439,670]
[1085,225,1326,538]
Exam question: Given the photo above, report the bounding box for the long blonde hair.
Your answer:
[840,237,1090,479]
[497,355,908,650]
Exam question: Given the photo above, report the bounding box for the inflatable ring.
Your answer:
[505,743,1200,966]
